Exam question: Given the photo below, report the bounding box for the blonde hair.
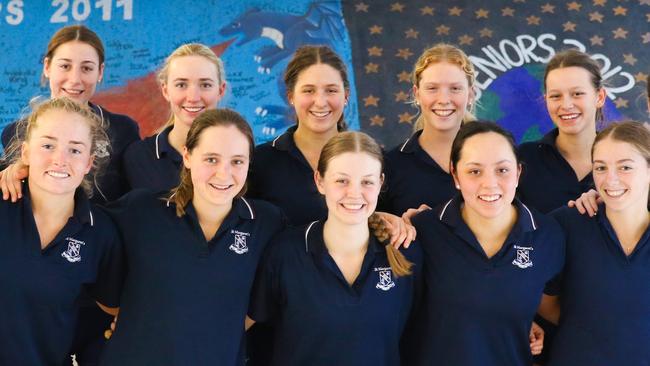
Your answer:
[412,43,477,131]
[2,97,109,196]
[157,43,226,132]
[169,108,253,217]
[318,131,413,277]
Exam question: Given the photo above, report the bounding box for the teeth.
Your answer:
[183,106,204,113]
[47,171,70,178]
[341,203,363,210]
[310,111,330,117]
[560,114,579,120]
[479,194,501,202]
[432,109,454,117]
[605,189,626,197]
[210,183,232,190]
[63,88,83,95]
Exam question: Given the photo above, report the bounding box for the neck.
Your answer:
[294,124,338,154]
[606,203,650,241]
[192,195,232,240]
[418,124,460,172]
[29,182,75,223]
[168,122,190,154]
[555,128,596,161]
[462,203,518,241]
[323,216,370,255]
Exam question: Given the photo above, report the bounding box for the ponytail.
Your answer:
[368,213,413,277]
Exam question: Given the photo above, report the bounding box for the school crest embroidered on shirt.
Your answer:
[95,139,110,158]
[512,245,533,269]
[374,267,396,291]
[61,237,85,263]
[229,230,250,254]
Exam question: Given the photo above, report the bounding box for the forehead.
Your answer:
[295,63,344,86]
[593,137,645,160]
[194,124,250,153]
[546,66,594,89]
[32,109,92,140]
[420,61,467,84]
[325,151,381,174]
[168,55,219,79]
[459,132,516,162]
[52,41,100,62]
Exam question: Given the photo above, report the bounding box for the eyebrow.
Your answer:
[54,58,98,65]
[333,172,377,177]
[593,158,636,164]
[300,84,341,88]
[464,159,514,166]
[172,77,216,82]
[40,135,87,146]
[202,152,248,158]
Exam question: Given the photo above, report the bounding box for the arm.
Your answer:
[529,321,544,355]
[245,315,256,331]
[370,211,417,249]
[537,294,560,326]
[0,162,28,202]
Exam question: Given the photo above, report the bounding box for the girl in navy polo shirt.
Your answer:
[122,43,226,192]
[0,25,140,203]
[248,131,421,366]
[406,121,563,366]
[100,109,284,366]
[0,98,124,365]
[518,49,606,214]
[381,43,477,216]
[539,121,650,365]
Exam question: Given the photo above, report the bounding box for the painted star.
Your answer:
[613,6,627,16]
[589,12,604,22]
[593,0,606,6]
[475,9,489,19]
[398,112,416,124]
[479,28,493,38]
[501,7,515,16]
[355,2,369,12]
[449,6,463,16]
[365,63,379,73]
[526,15,541,25]
[614,98,628,109]
[634,72,649,83]
[513,0,525,3]
[363,95,380,107]
[590,35,604,46]
[396,48,414,60]
[367,46,382,57]
[563,21,577,32]
[370,115,385,127]
[369,25,383,35]
[623,53,637,66]
[436,25,451,35]
[420,6,434,15]
[642,32,650,43]
[391,2,405,12]
[612,27,628,39]
[458,35,474,45]
[405,28,419,39]
[394,91,409,102]
[397,71,411,83]
[541,3,555,13]
[567,1,582,11]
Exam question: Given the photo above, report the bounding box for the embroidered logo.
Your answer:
[229,230,250,254]
[374,267,396,291]
[512,245,533,269]
[95,139,110,158]
[61,237,85,263]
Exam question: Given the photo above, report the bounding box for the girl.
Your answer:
[1,25,140,203]
[0,98,123,365]
[99,109,284,365]
[381,43,476,216]
[122,43,226,192]
[540,121,650,365]
[406,121,562,365]
[247,131,421,365]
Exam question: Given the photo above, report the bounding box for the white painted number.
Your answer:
[51,0,69,23]
[72,0,91,21]
[50,0,132,23]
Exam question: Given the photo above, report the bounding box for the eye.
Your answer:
[302,88,314,94]
[362,179,376,186]
[572,91,585,97]
[497,167,510,174]
[451,86,464,93]
[232,159,245,165]
[335,178,348,184]
[468,169,480,175]
[58,64,71,70]
[205,157,218,164]
[69,148,83,155]
[547,94,560,100]
[593,165,606,172]
[201,82,213,89]
[326,88,339,94]
[82,66,94,73]
[619,165,633,171]
[41,143,54,150]
[175,82,187,88]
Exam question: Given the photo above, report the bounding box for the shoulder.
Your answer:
[517,139,543,160]
[98,105,140,138]
[242,198,286,229]
[124,134,156,158]
[265,224,310,259]
[548,205,591,231]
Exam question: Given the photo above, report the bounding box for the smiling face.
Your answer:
[289,63,348,135]
[414,61,473,133]
[452,132,521,220]
[43,41,104,104]
[21,109,94,197]
[593,137,650,213]
[162,55,225,129]
[183,124,250,209]
[545,66,605,137]
[316,151,383,226]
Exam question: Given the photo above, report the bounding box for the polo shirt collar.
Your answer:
[398,129,424,154]
[539,128,559,148]
[22,181,94,227]
[596,204,650,257]
[270,126,312,169]
[304,220,383,259]
[155,125,182,162]
[166,194,256,221]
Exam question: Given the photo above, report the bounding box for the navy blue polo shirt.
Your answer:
[407,196,565,366]
[548,206,650,365]
[380,130,456,215]
[123,125,182,192]
[1,103,140,203]
[99,189,285,366]
[249,220,422,366]
[0,184,124,366]
[518,129,594,213]
[247,126,327,225]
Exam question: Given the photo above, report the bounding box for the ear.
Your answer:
[84,154,95,175]
[287,90,294,106]
[344,89,350,104]
[380,172,385,187]
[161,81,171,102]
[516,163,522,188]
[182,146,192,169]
[412,84,420,104]
[218,81,227,99]
[596,87,606,108]
[450,165,461,190]
[314,170,325,195]
[20,142,30,166]
[43,57,51,79]
[97,63,105,83]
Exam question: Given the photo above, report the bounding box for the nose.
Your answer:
[435,89,451,105]
[313,90,328,107]
[213,162,231,178]
[560,95,574,110]
[604,167,620,183]
[346,182,362,197]
[69,66,82,84]
[186,84,201,102]
[51,147,68,166]
[481,171,499,188]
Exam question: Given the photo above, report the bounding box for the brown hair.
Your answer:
[157,43,226,131]
[412,43,477,131]
[42,25,105,86]
[284,45,349,131]
[450,120,519,172]
[169,108,253,217]
[2,97,109,196]
[318,131,413,277]
[543,49,604,123]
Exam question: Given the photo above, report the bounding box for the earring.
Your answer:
[455,184,460,189]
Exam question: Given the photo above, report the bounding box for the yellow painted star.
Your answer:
[593,0,606,6]
[391,2,405,12]
[420,6,434,15]
[370,115,385,127]
[614,98,628,109]
[405,28,419,39]
[479,28,493,38]
[563,21,577,32]
[567,1,582,11]
[398,112,416,124]
[367,46,383,57]
[436,25,451,35]
[396,48,414,60]
[526,15,541,25]
[613,6,627,16]
[589,35,604,46]
[612,27,628,39]
[475,9,489,19]
[541,3,555,13]
[449,6,463,16]
[623,53,637,66]
[634,72,648,83]
[397,71,411,83]
[369,25,383,35]
[363,95,380,107]
[642,32,650,43]
[501,7,515,16]
[589,12,604,22]
[394,91,410,102]
[458,35,474,45]
[365,63,379,73]
[355,2,369,12]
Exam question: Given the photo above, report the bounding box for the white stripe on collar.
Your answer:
[166,191,177,207]
[521,202,538,230]
[399,136,412,152]
[304,221,318,252]
[271,133,282,148]
[155,132,162,160]
[89,210,94,227]
[439,198,454,220]
[240,197,255,219]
